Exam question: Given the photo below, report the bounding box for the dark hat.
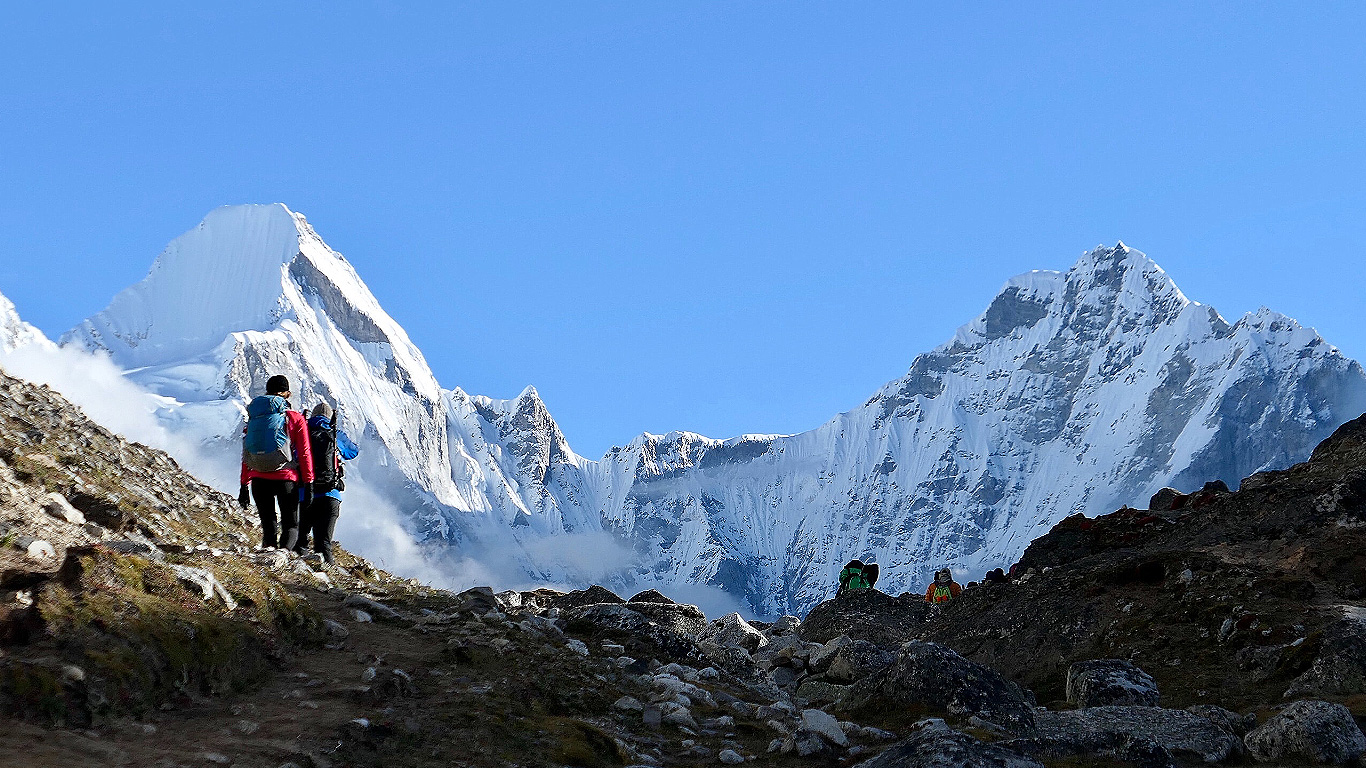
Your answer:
[311,402,334,420]
[265,375,291,395]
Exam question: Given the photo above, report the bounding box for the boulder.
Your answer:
[826,640,896,684]
[800,589,931,649]
[770,615,801,636]
[1185,704,1255,737]
[562,603,706,664]
[699,612,768,651]
[1243,700,1366,764]
[494,590,522,610]
[622,601,708,637]
[795,678,849,704]
[1148,487,1183,512]
[1065,659,1159,707]
[801,708,849,747]
[102,540,164,561]
[809,635,853,674]
[628,589,675,604]
[343,594,401,621]
[1008,706,1244,764]
[840,641,1035,734]
[853,718,1044,768]
[550,585,625,610]
[455,586,498,614]
[1288,615,1366,697]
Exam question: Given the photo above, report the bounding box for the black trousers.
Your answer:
[302,496,341,563]
[251,478,298,550]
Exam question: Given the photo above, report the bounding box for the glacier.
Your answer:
[28,203,1366,616]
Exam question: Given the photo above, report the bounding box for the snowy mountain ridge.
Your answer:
[31,204,1366,615]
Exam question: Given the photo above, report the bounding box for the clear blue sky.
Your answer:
[2,4,1363,458]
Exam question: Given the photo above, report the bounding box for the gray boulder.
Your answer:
[800,589,930,649]
[1244,699,1366,764]
[699,612,768,651]
[853,718,1044,768]
[826,640,896,684]
[809,635,853,674]
[1287,616,1366,697]
[455,586,498,614]
[1066,659,1159,707]
[840,641,1035,734]
[1149,487,1183,511]
[1185,704,1255,737]
[1008,706,1243,764]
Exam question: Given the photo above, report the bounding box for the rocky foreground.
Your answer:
[1,365,1365,767]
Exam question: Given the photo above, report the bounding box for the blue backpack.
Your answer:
[243,395,293,472]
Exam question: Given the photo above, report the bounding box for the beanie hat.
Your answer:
[311,402,334,420]
[265,375,291,395]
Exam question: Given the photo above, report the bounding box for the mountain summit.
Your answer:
[52,206,1366,614]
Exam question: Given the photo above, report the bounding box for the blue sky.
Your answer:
[1,3,1363,458]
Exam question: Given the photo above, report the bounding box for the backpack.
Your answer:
[308,417,345,493]
[839,563,872,593]
[243,395,293,472]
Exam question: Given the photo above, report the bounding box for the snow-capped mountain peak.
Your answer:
[0,291,52,354]
[50,215,1366,616]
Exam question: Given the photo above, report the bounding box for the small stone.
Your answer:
[613,696,644,712]
[350,609,373,623]
[203,754,230,765]
[323,619,350,638]
[718,748,745,764]
[25,539,56,560]
[565,639,590,656]
[361,667,377,681]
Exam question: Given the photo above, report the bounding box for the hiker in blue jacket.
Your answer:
[295,401,359,563]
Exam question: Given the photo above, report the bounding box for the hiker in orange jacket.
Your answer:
[925,568,962,603]
[238,375,315,551]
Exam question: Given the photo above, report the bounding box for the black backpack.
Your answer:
[308,418,345,493]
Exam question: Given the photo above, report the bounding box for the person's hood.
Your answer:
[308,415,333,430]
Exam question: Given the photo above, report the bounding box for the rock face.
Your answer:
[916,413,1366,708]
[1243,700,1366,764]
[1065,659,1160,708]
[841,641,1036,734]
[1011,706,1244,764]
[854,718,1044,768]
[48,215,1366,616]
[826,640,896,684]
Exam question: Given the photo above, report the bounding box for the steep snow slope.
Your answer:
[59,206,1366,616]
[597,245,1366,613]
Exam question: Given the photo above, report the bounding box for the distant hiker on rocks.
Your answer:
[295,401,358,563]
[837,559,879,595]
[984,567,1008,585]
[925,568,962,603]
[239,375,314,551]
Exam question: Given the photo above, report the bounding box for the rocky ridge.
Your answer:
[4,360,1366,766]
